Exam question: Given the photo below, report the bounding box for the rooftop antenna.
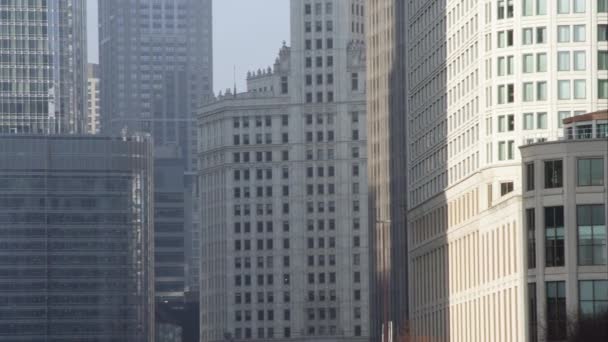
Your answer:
[233,65,237,98]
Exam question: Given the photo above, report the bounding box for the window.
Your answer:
[529,283,538,342]
[523,28,533,45]
[601,0,608,12]
[536,53,547,71]
[546,281,567,340]
[523,0,533,16]
[573,80,586,99]
[527,209,536,269]
[573,0,585,12]
[537,82,547,101]
[537,112,547,129]
[545,206,565,267]
[536,27,547,43]
[578,159,605,186]
[523,82,534,102]
[579,280,608,318]
[498,0,506,18]
[537,0,546,14]
[545,160,563,188]
[557,25,570,42]
[573,51,586,70]
[558,51,570,71]
[557,0,569,13]
[599,80,608,99]
[558,80,571,100]
[524,113,534,130]
[500,182,514,195]
[599,51,608,70]
[523,54,534,73]
[600,25,608,41]
[526,163,535,191]
[573,25,586,42]
[557,111,570,128]
[498,141,506,161]
[577,205,606,265]
[351,73,359,91]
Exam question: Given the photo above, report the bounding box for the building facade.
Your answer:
[0,0,87,134]
[0,134,154,342]
[404,0,608,340]
[87,64,101,134]
[99,0,212,315]
[198,1,369,341]
[521,110,607,341]
[365,0,409,341]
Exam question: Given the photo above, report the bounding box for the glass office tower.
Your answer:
[0,135,154,342]
[0,0,87,134]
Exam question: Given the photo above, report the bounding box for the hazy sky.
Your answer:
[86,0,290,94]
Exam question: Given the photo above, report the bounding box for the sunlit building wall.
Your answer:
[405,0,607,341]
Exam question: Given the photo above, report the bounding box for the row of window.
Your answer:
[304,38,334,50]
[529,280,608,341]
[526,204,606,269]
[233,203,289,217]
[232,151,291,163]
[495,80,608,104]
[304,20,334,33]
[235,273,288,287]
[234,221,290,234]
[233,115,285,128]
[305,55,334,68]
[235,256,285,270]
[304,2,334,16]
[526,158,605,191]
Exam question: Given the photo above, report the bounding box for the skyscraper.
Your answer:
[400,0,607,340]
[198,1,369,341]
[0,0,87,134]
[98,0,213,321]
[86,64,101,134]
[365,1,409,341]
[0,134,154,342]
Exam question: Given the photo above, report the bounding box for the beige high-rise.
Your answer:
[365,0,608,340]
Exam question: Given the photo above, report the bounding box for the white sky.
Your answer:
[86,0,290,94]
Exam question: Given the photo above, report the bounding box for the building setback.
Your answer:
[198,1,369,341]
[0,134,154,342]
[98,0,212,325]
[0,0,87,134]
[365,0,409,341]
[402,0,608,341]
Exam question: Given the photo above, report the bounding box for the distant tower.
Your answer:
[0,0,87,134]
[198,1,370,341]
[86,64,101,134]
[99,0,213,339]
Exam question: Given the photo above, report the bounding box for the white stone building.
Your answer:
[404,0,608,341]
[521,110,607,341]
[198,1,369,341]
[86,64,101,134]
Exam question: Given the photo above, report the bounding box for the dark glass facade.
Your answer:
[0,0,87,134]
[0,135,154,341]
